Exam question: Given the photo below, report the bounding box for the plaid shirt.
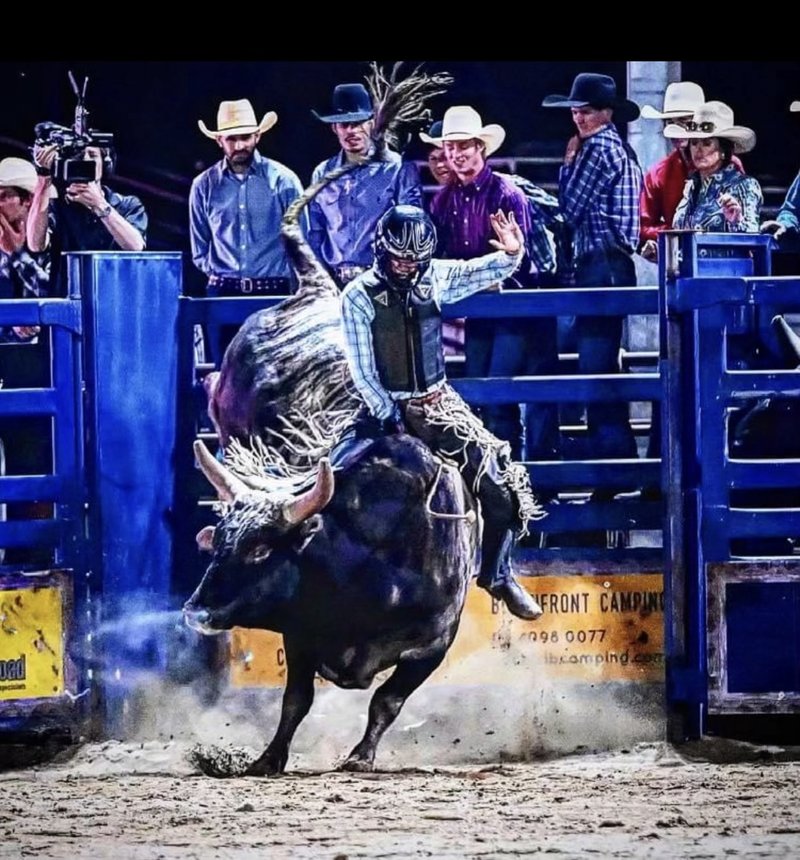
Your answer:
[777,170,800,234]
[504,174,562,275]
[0,247,51,343]
[341,250,523,419]
[559,124,642,260]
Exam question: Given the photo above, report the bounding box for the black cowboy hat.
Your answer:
[542,73,640,123]
[312,83,374,124]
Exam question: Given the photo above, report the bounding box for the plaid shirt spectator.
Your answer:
[559,124,642,260]
[0,247,51,342]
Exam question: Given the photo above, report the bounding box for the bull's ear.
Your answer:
[293,514,323,553]
[196,525,216,552]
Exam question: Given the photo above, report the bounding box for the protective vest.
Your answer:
[363,273,445,393]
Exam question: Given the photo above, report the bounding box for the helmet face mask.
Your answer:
[375,205,437,290]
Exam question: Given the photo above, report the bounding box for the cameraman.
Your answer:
[27,143,147,291]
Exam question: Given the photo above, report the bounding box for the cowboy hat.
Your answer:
[0,156,56,198]
[198,99,277,139]
[312,83,374,124]
[418,106,506,156]
[640,81,705,120]
[663,101,756,153]
[542,73,640,123]
[419,120,443,145]
[791,100,800,112]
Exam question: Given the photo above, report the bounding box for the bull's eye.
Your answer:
[245,545,272,565]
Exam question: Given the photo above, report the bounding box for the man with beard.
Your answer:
[190,99,305,364]
[309,83,422,289]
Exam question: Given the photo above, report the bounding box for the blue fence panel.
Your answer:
[661,232,800,740]
[0,295,86,735]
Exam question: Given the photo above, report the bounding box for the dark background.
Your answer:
[2,60,798,262]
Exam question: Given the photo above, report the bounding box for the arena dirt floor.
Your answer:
[1,737,799,859]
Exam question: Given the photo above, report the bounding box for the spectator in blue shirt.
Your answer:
[543,73,643,467]
[190,98,306,364]
[309,83,422,289]
[761,99,800,242]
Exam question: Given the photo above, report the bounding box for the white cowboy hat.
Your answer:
[791,101,800,112]
[663,101,756,154]
[0,156,57,198]
[641,81,705,120]
[419,106,506,156]
[198,99,277,139]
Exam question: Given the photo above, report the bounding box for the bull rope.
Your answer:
[425,462,477,523]
[414,385,546,535]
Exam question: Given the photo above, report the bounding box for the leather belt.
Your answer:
[208,275,291,295]
[405,389,443,408]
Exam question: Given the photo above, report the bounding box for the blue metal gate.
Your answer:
[661,232,800,740]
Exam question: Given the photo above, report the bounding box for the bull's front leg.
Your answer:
[247,636,316,776]
[341,649,447,772]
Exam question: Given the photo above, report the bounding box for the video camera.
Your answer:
[33,71,114,185]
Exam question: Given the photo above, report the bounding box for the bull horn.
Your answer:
[772,314,800,367]
[284,457,335,525]
[193,439,250,502]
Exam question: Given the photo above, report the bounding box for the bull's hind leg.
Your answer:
[340,649,447,772]
[247,637,316,776]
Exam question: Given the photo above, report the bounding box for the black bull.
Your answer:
[183,285,480,773]
[184,436,477,774]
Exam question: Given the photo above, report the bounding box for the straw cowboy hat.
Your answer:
[663,101,756,153]
[0,156,56,198]
[542,73,640,123]
[198,99,277,139]
[641,81,705,120]
[418,106,506,156]
[312,83,374,124]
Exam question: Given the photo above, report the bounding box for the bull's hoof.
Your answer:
[339,757,375,773]
[245,758,285,777]
[189,744,255,778]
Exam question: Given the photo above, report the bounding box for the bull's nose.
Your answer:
[182,605,211,631]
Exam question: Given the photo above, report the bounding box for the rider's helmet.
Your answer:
[374,205,437,290]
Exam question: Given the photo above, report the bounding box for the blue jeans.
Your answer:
[569,248,638,459]
[464,316,560,461]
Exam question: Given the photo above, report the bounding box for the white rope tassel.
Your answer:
[419,385,545,535]
[224,405,359,495]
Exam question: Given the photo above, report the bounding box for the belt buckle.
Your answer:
[240,277,253,294]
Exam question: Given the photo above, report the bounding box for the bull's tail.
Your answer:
[280,161,363,298]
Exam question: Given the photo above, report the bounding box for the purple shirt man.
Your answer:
[431,163,531,268]
[423,106,560,463]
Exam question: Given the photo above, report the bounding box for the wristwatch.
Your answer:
[96,203,113,220]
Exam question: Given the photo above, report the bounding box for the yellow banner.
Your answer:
[228,574,664,688]
[0,586,65,701]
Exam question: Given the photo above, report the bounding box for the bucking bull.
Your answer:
[182,66,494,775]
